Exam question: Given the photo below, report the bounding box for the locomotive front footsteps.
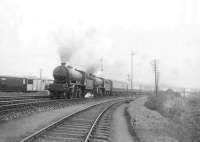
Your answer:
[48,62,128,99]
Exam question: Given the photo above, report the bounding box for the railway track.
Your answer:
[0,98,82,115]
[0,98,50,106]
[0,95,49,105]
[0,95,49,101]
[20,99,132,142]
[84,100,127,142]
[0,96,125,116]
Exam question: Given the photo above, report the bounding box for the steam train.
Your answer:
[47,62,128,99]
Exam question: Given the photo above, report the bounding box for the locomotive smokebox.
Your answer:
[61,62,66,66]
[53,64,69,83]
[53,62,83,83]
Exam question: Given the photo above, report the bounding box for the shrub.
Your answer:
[145,92,200,142]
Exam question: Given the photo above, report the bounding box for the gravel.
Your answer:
[0,97,126,142]
[0,91,48,97]
[0,97,118,122]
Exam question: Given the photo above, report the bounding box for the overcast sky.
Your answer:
[0,0,200,89]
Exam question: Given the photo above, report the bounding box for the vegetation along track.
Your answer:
[20,99,133,142]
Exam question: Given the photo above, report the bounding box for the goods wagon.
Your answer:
[0,75,53,92]
[0,76,26,92]
[26,78,53,91]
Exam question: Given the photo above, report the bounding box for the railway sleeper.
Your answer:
[95,129,110,134]
[89,135,109,141]
[36,139,78,142]
[98,123,110,126]
[60,122,92,127]
[39,135,81,142]
[93,132,110,137]
[96,126,110,130]
[57,126,90,131]
[51,129,87,134]
[44,132,86,138]
[64,120,92,124]
[72,115,99,119]
[62,123,92,127]
[43,133,82,139]
[58,124,91,128]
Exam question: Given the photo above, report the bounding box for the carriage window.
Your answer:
[28,79,33,84]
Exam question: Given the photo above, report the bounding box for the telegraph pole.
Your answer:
[130,51,135,89]
[39,68,43,91]
[100,58,103,72]
[127,74,130,89]
[40,68,43,79]
[152,59,159,96]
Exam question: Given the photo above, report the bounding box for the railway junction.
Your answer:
[0,92,179,142]
[0,57,188,142]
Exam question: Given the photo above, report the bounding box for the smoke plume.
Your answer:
[55,27,84,62]
[55,24,111,75]
[85,62,99,74]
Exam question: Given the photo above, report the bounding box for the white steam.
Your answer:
[55,24,115,75]
[85,92,94,98]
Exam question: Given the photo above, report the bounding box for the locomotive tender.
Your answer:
[48,62,128,99]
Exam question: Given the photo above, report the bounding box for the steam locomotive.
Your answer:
[47,62,128,99]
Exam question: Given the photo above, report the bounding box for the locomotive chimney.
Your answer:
[61,62,66,66]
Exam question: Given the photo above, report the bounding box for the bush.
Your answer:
[145,92,200,142]
[144,94,165,111]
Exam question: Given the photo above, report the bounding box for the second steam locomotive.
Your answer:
[48,62,128,99]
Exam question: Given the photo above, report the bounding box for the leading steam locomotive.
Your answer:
[48,62,128,99]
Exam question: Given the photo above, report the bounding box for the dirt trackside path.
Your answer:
[110,104,133,142]
[127,97,179,142]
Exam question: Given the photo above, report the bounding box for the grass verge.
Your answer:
[144,92,200,142]
[124,106,140,142]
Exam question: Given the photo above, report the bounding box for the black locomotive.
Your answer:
[48,62,128,99]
